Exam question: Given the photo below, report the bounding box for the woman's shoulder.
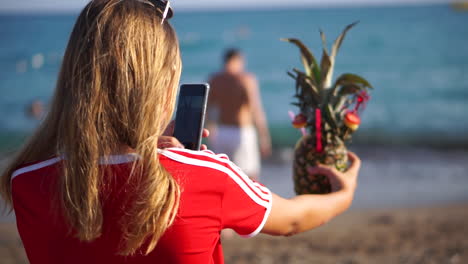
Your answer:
[11,156,62,182]
[159,148,248,181]
[158,148,263,195]
[158,148,235,172]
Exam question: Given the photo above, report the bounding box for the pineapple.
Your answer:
[282,22,373,194]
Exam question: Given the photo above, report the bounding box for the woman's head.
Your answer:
[58,0,181,150]
[1,0,181,256]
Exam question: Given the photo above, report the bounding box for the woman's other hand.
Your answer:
[199,129,210,150]
[159,121,210,150]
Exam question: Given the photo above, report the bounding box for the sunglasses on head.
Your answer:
[139,0,173,24]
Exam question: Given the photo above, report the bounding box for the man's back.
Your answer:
[209,72,254,126]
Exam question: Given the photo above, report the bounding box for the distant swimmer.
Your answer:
[26,99,45,120]
[207,48,272,180]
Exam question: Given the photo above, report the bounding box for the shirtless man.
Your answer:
[207,49,272,180]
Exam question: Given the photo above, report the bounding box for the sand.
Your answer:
[1,204,467,264]
[222,204,468,264]
[0,222,28,264]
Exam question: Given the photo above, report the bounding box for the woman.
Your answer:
[0,0,361,263]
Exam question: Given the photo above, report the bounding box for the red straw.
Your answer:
[315,108,323,153]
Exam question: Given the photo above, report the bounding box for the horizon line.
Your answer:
[0,1,451,15]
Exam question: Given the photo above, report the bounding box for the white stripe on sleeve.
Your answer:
[164,148,270,201]
[159,149,272,208]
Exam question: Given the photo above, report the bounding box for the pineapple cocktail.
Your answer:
[283,22,373,194]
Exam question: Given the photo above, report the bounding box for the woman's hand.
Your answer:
[307,152,361,193]
[262,152,361,237]
[159,121,210,150]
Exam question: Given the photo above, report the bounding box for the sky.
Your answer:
[0,0,453,13]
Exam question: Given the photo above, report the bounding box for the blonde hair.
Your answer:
[0,0,181,255]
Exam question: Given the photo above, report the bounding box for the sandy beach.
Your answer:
[223,204,468,264]
[1,204,467,264]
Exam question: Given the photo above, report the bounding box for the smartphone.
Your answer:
[173,83,210,150]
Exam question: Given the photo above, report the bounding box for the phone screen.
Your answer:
[173,84,210,150]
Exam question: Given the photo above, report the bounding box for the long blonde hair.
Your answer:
[0,0,181,255]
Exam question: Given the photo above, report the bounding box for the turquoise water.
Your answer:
[1,4,468,151]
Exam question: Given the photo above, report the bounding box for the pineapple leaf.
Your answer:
[288,71,300,95]
[300,80,319,106]
[293,68,321,100]
[324,104,339,133]
[335,135,344,145]
[287,71,296,80]
[293,68,318,90]
[334,97,347,112]
[312,64,322,86]
[301,58,312,77]
[293,68,317,87]
[337,84,363,97]
[319,29,333,89]
[292,68,307,76]
[320,50,332,89]
[304,77,321,98]
[295,73,309,106]
[320,29,328,54]
[326,22,359,90]
[330,21,359,63]
[334,73,373,89]
[281,38,321,82]
[331,73,373,96]
[335,97,355,115]
[295,75,301,98]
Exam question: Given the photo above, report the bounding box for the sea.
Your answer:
[1,4,468,150]
[1,4,468,220]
